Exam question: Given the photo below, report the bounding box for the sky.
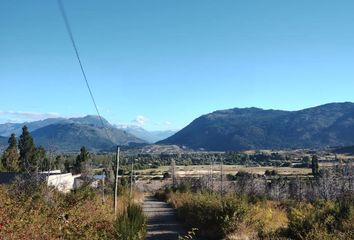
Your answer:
[0,0,353,130]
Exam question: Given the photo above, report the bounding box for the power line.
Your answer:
[57,0,113,143]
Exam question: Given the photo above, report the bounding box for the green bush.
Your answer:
[115,203,146,240]
[171,192,248,239]
[286,198,354,240]
[176,182,191,193]
[65,184,96,206]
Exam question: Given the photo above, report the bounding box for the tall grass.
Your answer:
[158,187,353,240]
[115,203,146,240]
[0,180,146,239]
[285,197,354,240]
[166,191,249,239]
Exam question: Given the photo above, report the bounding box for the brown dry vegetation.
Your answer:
[136,165,311,177]
[0,182,145,240]
[157,189,353,240]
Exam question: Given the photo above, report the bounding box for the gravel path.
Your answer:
[143,195,186,240]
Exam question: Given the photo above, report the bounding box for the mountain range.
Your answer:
[2,102,354,152]
[159,102,354,151]
[115,125,177,143]
[0,116,175,152]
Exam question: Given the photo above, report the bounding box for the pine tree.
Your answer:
[54,155,65,172]
[64,159,71,173]
[73,146,90,174]
[312,155,319,177]
[36,146,47,171]
[0,160,4,172]
[18,126,38,172]
[1,134,20,172]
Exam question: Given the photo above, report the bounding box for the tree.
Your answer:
[302,156,311,164]
[73,146,90,174]
[53,155,65,172]
[18,126,38,172]
[1,134,20,172]
[312,155,319,177]
[36,146,47,171]
[64,159,71,173]
[0,160,4,172]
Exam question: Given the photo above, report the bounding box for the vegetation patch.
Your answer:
[0,182,146,239]
[157,187,354,240]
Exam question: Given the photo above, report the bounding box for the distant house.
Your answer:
[72,174,106,189]
[0,170,81,193]
[47,172,82,193]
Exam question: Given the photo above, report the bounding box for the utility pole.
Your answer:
[171,159,176,188]
[210,159,214,192]
[220,160,224,195]
[208,159,211,191]
[114,146,120,218]
[102,170,105,203]
[130,159,134,200]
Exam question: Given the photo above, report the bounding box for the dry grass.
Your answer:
[164,191,289,240]
[225,201,288,240]
[0,184,143,239]
[136,165,311,176]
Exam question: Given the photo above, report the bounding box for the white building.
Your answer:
[46,172,82,193]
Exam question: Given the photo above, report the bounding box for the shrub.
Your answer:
[65,184,96,206]
[285,199,354,240]
[115,203,146,240]
[0,179,145,239]
[169,192,248,239]
[265,169,278,176]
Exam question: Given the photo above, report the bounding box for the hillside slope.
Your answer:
[32,123,145,152]
[159,102,354,151]
[0,115,111,137]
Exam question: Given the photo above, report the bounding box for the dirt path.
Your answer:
[143,195,186,240]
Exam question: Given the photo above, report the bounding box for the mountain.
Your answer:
[0,115,111,137]
[332,145,354,155]
[150,130,178,142]
[69,115,111,127]
[159,102,354,151]
[0,118,66,137]
[0,115,146,152]
[116,125,177,143]
[31,123,145,152]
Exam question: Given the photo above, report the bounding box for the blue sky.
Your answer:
[0,0,353,130]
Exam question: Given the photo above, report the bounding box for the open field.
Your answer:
[135,164,312,177]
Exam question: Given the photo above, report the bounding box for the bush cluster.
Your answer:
[285,197,354,240]
[0,180,146,239]
[115,203,146,240]
[167,191,248,239]
[160,187,354,240]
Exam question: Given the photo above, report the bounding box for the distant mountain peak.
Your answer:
[115,124,177,143]
[31,122,145,152]
[68,115,111,127]
[0,115,145,152]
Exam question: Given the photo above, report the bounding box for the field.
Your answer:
[135,164,312,177]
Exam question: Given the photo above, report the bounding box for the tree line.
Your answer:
[0,126,91,175]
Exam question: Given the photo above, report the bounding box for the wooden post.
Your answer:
[102,171,105,203]
[171,159,176,188]
[130,159,134,200]
[114,146,120,218]
[211,159,214,192]
[220,160,224,195]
